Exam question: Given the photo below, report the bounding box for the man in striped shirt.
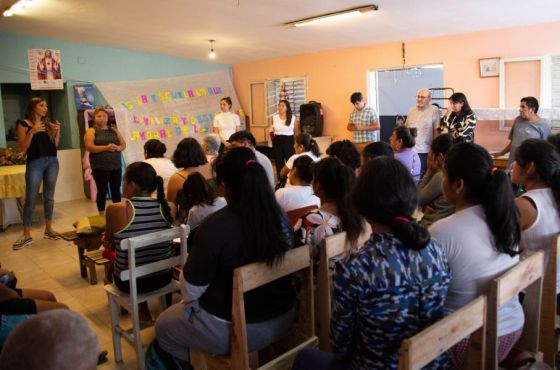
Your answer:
[347,92,380,152]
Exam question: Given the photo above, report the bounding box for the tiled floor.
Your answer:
[0,198,164,370]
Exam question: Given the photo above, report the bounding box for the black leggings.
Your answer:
[272,135,295,178]
[92,169,122,212]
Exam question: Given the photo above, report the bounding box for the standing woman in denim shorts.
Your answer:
[13,97,61,250]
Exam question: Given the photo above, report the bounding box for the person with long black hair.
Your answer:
[271,99,298,178]
[429,142,523,367]
[294,157,450,369]
[279,132,320,180]
[512,139,560,294]
[294,157,362,251]
[155,147,297,367]
[439,92,477,143]
[103,162,173,322]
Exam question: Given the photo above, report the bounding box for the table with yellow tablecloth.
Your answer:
[0,165,28,229]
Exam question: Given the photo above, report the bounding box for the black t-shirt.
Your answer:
[17,120,57,162]
[184,206,296,322]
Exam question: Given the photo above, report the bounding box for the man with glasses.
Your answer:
[405,88,440,176]
[347,92,380,152]
[492,96,550,165]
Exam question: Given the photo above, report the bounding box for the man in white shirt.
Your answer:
[405,88,440,176]
[228,130,275,189]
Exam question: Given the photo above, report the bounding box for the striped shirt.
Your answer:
[113,197,172,278]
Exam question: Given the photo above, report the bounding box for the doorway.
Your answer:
[367,64,444,142]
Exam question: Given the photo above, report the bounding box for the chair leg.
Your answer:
[86,259,98,285]
[108,295,123,362]
[131,303,145,370]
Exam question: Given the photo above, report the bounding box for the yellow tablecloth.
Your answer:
[0,165,26,199]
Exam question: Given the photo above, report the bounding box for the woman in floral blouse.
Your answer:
[294,157,363,252]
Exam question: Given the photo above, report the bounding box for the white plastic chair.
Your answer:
[104,224,189,370]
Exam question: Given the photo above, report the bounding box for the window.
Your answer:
[265,77,307,124]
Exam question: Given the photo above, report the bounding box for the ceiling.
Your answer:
[1,0,560,64]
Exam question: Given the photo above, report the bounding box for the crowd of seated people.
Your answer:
[3,100,560,370]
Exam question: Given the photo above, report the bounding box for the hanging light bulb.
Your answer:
[208,40,216,59]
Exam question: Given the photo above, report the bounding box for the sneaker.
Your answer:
[13,236,32,250]
[43,230,61,240]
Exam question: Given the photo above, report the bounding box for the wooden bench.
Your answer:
[60,231,104,285]
[539,235,560,367]
[83,249,112,285]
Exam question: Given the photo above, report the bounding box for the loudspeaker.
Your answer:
[299,101,323,137]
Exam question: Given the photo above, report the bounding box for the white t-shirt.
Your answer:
[275,185,320,213]
[187,197,227,230]
[144,157,178,192]
[520,188,560,293]
[213,112,240,141]
[429,205,524,336]
[272,114,295,136]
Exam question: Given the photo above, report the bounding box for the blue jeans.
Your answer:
[23,156,59,227]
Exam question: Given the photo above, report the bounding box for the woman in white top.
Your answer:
[275,155,320,213]
[271,100,298,179]
[429,142,523,367]
[511,139,560,294]
[143,139,178,193]
[213,97,240,146]
[280,133,320,180]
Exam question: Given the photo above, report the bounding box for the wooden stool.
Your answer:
[61,231,104,284]
[83,249,113,285]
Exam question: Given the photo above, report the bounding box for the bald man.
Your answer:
[405,88,440,176]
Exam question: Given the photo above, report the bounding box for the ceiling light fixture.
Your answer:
[208,39,216,59]
[284,4,378,28]
[3,0,36,17]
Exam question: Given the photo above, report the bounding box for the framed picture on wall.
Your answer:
[479,57,500,77]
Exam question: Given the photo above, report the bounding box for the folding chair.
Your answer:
[104,224,189,370]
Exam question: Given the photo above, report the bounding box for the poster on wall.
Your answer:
[96,70,244,164]
[28,48,64,90]
[73,85,95,110]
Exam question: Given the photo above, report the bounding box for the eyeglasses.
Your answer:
[416,95,429,99]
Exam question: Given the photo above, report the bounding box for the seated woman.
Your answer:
[429,143,523,367]
[181,172,226,230]
[155,147,297,367]
[294,157,362,251]
[361,141,393,168]
[103,162,173,322]
[279,133,320,184]
[390,126,421,185]
[167,138,213,205]
[326,140,361,176]
[275,155,320,213]
[511,139,560,299]
[418,134,455,227]
[143,139,177,193]
[201,133,221,164]
[294,156,451,369]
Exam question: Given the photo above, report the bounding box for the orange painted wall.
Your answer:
[233,21,560,150]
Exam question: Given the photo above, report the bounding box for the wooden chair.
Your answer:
[486,251,545,370]
[398,295,487,370]
[104,225,189,370]
[316,226,371,351]
[190,244,318,370]
[539,235,560,367]
[286,205,318,227]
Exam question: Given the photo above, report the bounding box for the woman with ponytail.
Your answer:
[294,157,450,369]
[294,157,362,251]
[512,139,560,294]
[279,132,320,181]
[103,162,173,322]
[155,147,297,367]
[429,142,523,367]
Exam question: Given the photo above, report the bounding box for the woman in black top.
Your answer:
[13,97,61,250]
[155,146,297,366]
[440,92,477,143]
[84,107,126,214]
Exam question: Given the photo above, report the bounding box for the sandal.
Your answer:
[97,350,108,365]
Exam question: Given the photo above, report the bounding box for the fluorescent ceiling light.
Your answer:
[3,0,36,17]
[284,4,378,28]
